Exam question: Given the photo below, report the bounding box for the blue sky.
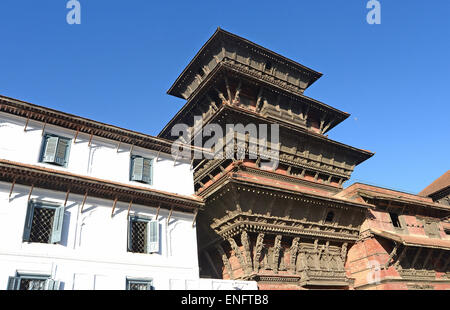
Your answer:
[0,1,448,194]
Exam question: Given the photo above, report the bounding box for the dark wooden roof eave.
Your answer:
[0,160,204,213]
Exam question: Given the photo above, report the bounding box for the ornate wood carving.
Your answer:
[289,237,300,272]
[228,237,247,275]
[254,233,265,272]
[273,235,282,274]
[240,230,253,271]
[216,244,233,278]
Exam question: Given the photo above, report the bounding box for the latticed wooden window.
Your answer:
[7,275,60,290]
[126,279,153,290]
[130,220,147,253]
[23,201,65,244]
[40,134,71,167]
[128,216,160,254]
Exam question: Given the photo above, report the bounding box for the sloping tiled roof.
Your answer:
[419,170,450,197]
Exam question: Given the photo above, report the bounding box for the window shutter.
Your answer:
[42,136,59,163]
[146,281,153,290]
[54,138,68,166]
[127,217,133,251]
[142,158,152,184]
[23,202,35,242]
[131,157,144,182]
[147,220,160,253]
[44,279,61,290]
[50,205,65,244]
[7,276,20,290]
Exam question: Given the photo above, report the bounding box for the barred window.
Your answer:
[126,279,153,290]
[7,274,60,290]
[23,201,65,244]
[128,216,160,254]
[40,134,71,167]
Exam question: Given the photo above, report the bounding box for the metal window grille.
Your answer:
[130,220,147,253]
[127,280,153,290]
[19,278,46,290]
[29,207,55,243]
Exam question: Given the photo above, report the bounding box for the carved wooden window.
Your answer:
[128,216,160,254]
[7,274,60,290]
[23,201,65,244]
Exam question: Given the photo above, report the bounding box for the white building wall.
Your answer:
[0,182,200,290]
[0,112,194,196]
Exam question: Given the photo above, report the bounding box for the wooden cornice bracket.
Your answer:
[384,242,399,269]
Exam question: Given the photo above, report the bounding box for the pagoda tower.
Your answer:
[159,28,374,289]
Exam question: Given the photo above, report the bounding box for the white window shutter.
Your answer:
[147,220,160,253]
[44,279,61,290]
[43,136,59,163]
[50,206,65,244]
[54,138,69,166]
[131,157,144,182]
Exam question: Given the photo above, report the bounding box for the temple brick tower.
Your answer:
[159,28,375,289]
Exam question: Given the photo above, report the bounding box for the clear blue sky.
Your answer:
[0,1,448,194]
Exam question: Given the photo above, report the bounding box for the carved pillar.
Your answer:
[216,244,233,279]
[253,233,265,272]
[273,235,282,274]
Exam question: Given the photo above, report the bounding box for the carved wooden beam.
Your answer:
[224,77,232,104]
[393,245,406,270]
[411,247,422,269]
[206,95,218,111]
[422,249,433,269]
[241,231,253,271]
[289,237,300,272]
[234,80,242,103]
[255,87,264,111]
[215,87,228,104]
[216,244,233,279]
[384,242,398,269]
[273,235,282,274]
[253,233,265,272]
[228,237,247,275]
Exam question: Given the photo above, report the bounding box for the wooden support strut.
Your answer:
[192,209,198,228]
[24,114,30,131]
[80,191,88,212]
[111,197,118,218]
[9,179,16,199]
[74,128,80,143]
[64,189,70,207]
[88,132,93,147]
[167,207,173,225]
[155,205,161,220]
[41,120,47,137]
[116,140,122,153]
[27,185,34,202]
[126,200,133,218]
